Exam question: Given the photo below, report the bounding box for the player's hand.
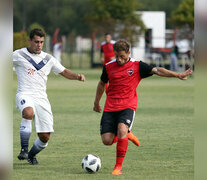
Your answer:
[177,68,193,80]
[93,102,102,113]
[77,74,85,82]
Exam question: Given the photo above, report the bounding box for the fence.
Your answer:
[44,34,194,71]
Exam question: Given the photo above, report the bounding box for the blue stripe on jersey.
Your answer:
[19,51,51,70]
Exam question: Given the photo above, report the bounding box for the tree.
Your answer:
[139,0,183,29]
[13,0,91,37]
[85,0,145,46]
[170,0,194,30]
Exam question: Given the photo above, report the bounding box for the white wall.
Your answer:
[131,11,166,61]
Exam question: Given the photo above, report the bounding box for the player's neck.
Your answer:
[27,47,35,54]
[27,47,41,54]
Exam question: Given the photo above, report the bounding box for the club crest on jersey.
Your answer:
[20,99,25,105]
[43,59,48,64]
[127,69,134,76]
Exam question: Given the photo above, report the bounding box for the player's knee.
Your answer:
[117,128,128,139]
[38,133,50,143]
[102,138,113,146]
[22,107,34,119]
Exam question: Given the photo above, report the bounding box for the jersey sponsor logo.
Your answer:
[20,99,26,105]
[127,69,134,76]
[27,68,36,75]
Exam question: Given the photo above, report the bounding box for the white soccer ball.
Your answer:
[81,154,101,173]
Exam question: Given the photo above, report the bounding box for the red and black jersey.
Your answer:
[100,58,153,112]
[101,40,116,65]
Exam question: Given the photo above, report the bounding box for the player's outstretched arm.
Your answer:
[93,80,105,113]
[151,67,193,80]
[60,69,85,81]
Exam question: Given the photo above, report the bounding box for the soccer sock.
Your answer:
[112,136,118,144]
[115,137,128,168]
[28,138,48,158]
[20,118,32,151]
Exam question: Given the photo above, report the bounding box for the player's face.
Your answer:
[115,51,130,66]
[105,35,111,43]
[29,35,44,54]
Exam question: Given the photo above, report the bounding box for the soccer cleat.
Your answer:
[27,156,39,165]
[17,148,28,160]
[112,166,122,175]
[127,131,140,146]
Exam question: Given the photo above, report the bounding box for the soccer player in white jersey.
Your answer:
[13,28,85,165]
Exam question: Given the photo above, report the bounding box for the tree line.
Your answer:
[14,0,193,40]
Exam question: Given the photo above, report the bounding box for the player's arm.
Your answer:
[93,65,108,113]
[60,69,85,81]
[151,67,193,80]
[93,80,105,113]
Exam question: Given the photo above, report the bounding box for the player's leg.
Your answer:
[112,123,128,175]
[28,133,50,165]
[100,111,117,145]
[16,94,34,160]
[112,108,135,175]
[101,133,115,145]
[28,98,53,165]
[18,107,34,160]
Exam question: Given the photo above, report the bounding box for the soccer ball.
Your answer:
[81,154,101,173]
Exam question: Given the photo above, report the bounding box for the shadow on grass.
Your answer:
[13,162,36,169]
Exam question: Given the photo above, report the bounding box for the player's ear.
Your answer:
[128,51,130,55]
[28,39,32,44]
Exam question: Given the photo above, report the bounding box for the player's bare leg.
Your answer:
[101,133,115,145]
[112,123,129,175]
[18,107,33,160]
[27,133,50,165]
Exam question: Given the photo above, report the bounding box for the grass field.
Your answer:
[13,69,194,180]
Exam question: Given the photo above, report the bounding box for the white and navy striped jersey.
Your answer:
[13,48,65,98]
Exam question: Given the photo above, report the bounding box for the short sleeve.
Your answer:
[51,57,66,75]
[139,61,153,79]
[13,50,20,67]
[100,65,108,83]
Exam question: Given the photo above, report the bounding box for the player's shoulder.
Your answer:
[43,51,52,57]
[130,58,140,63]
[110,40,116,44]
[105,59,116,66]
[13,47,26,54]
[101,41,106,46]
[13,48,27,59]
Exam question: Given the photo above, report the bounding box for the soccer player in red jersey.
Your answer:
[93,39,193,175]
[100,33,116,65]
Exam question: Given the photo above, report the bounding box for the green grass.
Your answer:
[13,69,194,180]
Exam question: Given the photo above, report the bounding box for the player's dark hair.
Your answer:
[113,39,130,53]
[104,32,111,36]
[29,28,45,40]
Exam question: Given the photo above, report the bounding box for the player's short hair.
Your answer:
[29,28,45,40]
[113,39,130,53]
[104,32,111,36]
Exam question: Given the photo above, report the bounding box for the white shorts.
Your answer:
[16,93,54,133]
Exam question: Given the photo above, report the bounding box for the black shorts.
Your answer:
[100,108,135,135]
